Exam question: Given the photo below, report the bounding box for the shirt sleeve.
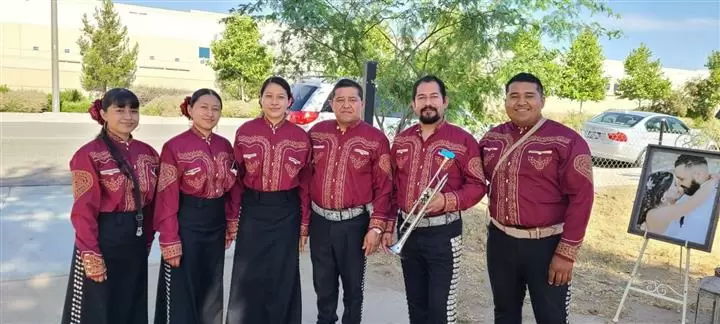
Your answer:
[442,134,488,212]
[369,135,393,232]
[142,148,161,249]
[386,143,400,234]
[224,141,242,238]
[69,150,102,257]
[299,136,313,237]
[555,136,594,262]
[152,142,182,258]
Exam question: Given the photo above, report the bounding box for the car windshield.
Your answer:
[590,112,644,127]
[289,84,317,112]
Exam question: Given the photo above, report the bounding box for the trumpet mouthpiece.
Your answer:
[438,148,455,159]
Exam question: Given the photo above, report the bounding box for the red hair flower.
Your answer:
[88,99,104,126]
[180,96,192,119]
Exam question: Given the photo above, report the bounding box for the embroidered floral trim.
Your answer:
[378,153,392,176]
[555,241,580,262]
[81,252,106,279]
[160,242,182,261]
[573,154,593,184]
[528,155,552,171]
[72,170,94,200]
[467,156,486,181]
[443,192,459,212]
[368,218,386,233]
[300,224,309,237]
[157,163,178,192]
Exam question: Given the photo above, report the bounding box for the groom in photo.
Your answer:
[665,154,718,244]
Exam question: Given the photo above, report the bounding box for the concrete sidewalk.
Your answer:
[0,185,408,324]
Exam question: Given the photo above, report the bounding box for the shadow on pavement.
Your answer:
[1,165,71,187]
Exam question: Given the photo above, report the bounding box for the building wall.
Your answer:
[0,0,229,93]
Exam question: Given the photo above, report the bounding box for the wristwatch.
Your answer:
[371,227,383,235]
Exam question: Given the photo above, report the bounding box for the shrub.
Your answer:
[223,101,261,118]
[62,100,94,113]
[0,90,48,113]
[0,85,9,93]
[695,118,720,149]
[560,111,593,131]
[641,89,690,117]
[141,95,261,118]
[131,86,191,105]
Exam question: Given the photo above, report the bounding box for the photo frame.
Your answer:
[627,144,720,252]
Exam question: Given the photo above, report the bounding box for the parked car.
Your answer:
[285,79,405,139]
[580,110,718,166]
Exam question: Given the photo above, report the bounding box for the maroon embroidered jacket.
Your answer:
[69,133,159,276]
[233,117,312,234]
[153,128,241,259]
[389,121,488,233]
[308,120,393,234]
[478,119,594,262]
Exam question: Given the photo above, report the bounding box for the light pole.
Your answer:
[51,0,60,113]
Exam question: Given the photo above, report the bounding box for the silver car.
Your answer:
[580,110,718,166]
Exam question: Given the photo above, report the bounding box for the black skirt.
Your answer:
[154,193,226,324]
[60,211,148,324]
[226,188,302,324]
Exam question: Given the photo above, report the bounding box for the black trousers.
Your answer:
[398,217,462,324]
[486,223,570,324]
[309,211,369,324]
[61,211,148,324]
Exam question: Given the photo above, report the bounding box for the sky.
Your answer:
[116,0,720,71]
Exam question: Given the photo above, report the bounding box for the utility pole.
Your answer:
[51,0,60,113]
[362,61,377,125]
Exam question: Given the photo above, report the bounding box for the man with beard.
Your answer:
[478,72,594,324]
[384,75,487,324]
[662,154,717,244]
[305,78,393,324]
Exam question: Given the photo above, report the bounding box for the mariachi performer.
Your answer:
[386,75,487,324]
[226,76,312,324]
[153,88,240,324]
[479,72,594,324]
[306,78,393,324]
[61,88,159,324]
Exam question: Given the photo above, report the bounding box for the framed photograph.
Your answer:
[627,144,720,252]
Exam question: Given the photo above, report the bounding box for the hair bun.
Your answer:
[179,96,192,119]
[88,99,104,126]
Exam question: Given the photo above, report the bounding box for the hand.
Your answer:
[82,254,107,283]
[380,232,394,253]
[362,229,381,256]
[161,243,182,268]
[548,255,574,286]
[166,255,181,268]
[299,236,308,252]
[88,272,107,283]
[425,193,446,214]
[225,230,237,250]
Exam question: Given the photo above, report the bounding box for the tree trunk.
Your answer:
[579,101,584,113]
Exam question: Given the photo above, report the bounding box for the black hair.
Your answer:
[674,154,708,168]
[260,76,293,99]
[97,88,144,228]
[637,171,675,226]
[190,88,223,108]
[505,72,545,97]
[330,78,363,100]
[412,75,447,100]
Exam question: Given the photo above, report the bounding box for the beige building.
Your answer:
[0,0,229,93]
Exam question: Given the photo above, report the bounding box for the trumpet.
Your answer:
[388,148,456,256]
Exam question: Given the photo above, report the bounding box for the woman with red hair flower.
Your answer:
[152,88,240,324]
[60,88,159,324]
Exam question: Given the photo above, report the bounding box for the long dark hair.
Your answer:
[637,171,675,226]
[89,88,145,235]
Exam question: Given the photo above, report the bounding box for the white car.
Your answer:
[285,79,405,140]
[580,110,718,166]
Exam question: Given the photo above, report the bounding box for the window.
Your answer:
[591,112,644,127]
[174,58,180,62]
[198,47,210,59]
[149,56,155,60]
[64,48,70,53]
[666,118,689,134]
[32,46,39,51]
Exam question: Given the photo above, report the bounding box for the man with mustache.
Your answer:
[386,75,487,323]
[306,78,393,324]
[478,72,594,324]
[661,154,717,245]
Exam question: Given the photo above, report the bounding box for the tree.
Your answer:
[615,44,671,108]
[497,27,562,97]
[210,14,274,101]
[236,0,619,132]
[558,29,609,112]
[77,0,139,94]
[686,51,720,120]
